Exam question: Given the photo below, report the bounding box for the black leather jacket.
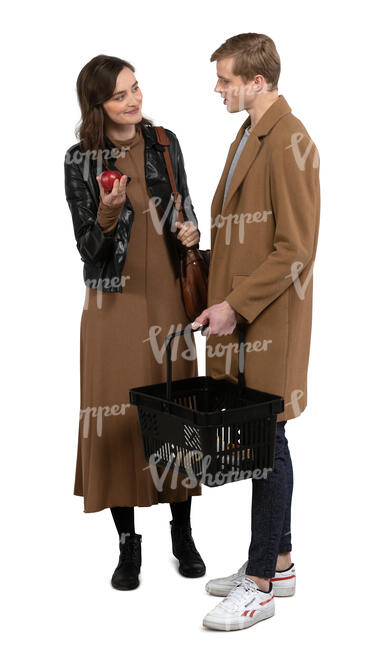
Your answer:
[64,123,200,292]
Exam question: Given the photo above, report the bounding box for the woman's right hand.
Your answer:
[96,174,128,209]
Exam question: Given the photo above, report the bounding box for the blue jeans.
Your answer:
[245,420,293,578]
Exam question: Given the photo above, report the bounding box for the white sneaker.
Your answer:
[270,563,296,596]
[203,576,275,631]
[205,561,296,597]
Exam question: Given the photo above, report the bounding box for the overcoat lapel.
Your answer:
[211,96,292,249]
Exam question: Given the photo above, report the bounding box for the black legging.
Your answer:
[111,496,192,537]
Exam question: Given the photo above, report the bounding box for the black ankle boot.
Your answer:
[170,520,206,578]
[111,532,142,590]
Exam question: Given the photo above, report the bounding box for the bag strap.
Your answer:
[154,126,184,225]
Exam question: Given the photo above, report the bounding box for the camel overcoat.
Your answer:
[205,95,320,421]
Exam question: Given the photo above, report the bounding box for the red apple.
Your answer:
[100,170,122,191]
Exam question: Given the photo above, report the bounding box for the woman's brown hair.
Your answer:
[210,33,280,89]
[74,54,153,158]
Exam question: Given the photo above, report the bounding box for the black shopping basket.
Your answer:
[129,323,284,487]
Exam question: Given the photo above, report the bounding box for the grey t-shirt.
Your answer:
[222,125,251,211]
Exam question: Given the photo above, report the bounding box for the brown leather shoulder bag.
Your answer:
[154,126,210,322]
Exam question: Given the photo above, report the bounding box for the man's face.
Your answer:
[214,57,256,113]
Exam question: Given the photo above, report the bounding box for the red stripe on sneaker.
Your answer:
[271,575,294,582]
[242,610,256,618]
[260,595,274,605]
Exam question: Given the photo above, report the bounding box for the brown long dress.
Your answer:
[74,124,202,512]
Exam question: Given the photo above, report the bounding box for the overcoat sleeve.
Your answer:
[225,136,320,324]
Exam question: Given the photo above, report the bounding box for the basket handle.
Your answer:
[164,323,247,401]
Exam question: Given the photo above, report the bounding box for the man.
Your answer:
[192,33,320,631]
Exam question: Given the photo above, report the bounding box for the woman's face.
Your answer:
[102,66,143,126]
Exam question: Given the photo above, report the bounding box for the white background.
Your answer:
[2,0,376,647]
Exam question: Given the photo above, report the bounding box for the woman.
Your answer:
[64,54,205,590]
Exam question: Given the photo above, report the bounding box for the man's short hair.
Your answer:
[210,33,280,90]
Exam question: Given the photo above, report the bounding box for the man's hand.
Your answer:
[192,300,237,336]
[175,220,200,247]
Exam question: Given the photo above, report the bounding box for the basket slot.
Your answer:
[212,418,276,475]
[171,390,207,412]
[179,444,203,476]
[143,434,204,478]
[172,392,200,411]
[262,420,268,469]
[183,423,201,450]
